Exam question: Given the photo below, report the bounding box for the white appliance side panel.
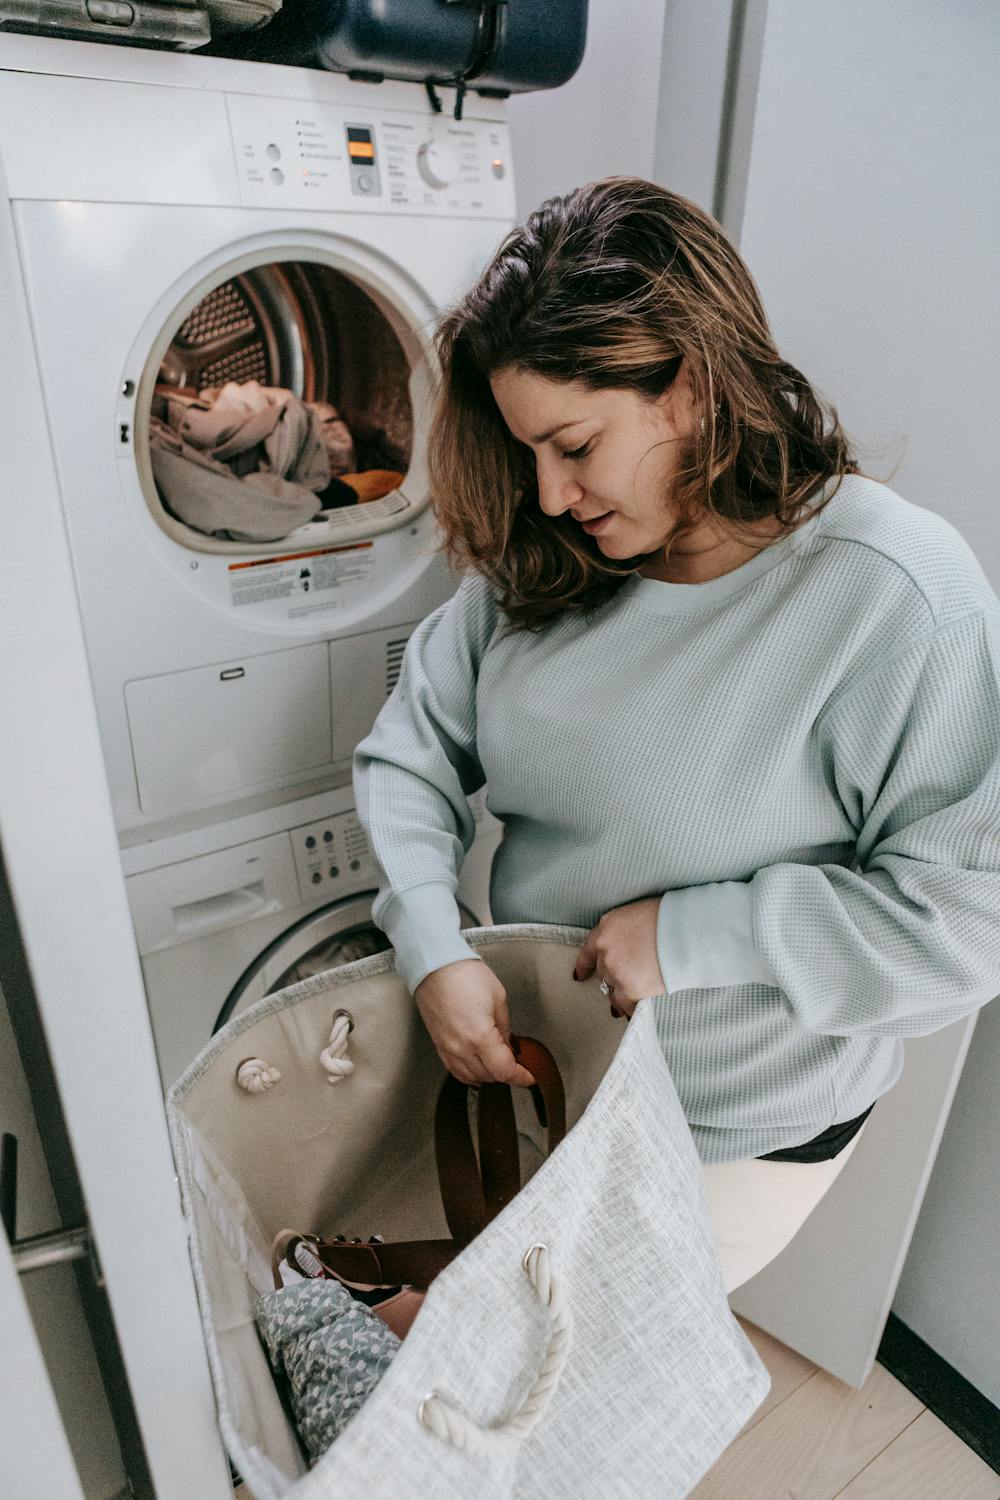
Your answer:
[329,621,417,763]
[0,133,232,1496]
[126,643,333,812]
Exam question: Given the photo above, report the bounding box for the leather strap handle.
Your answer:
[435,1035,566,1244]
[285,1035,568,1291]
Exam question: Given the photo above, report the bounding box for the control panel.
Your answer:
[290,808,377,904]
[225,92,514,217]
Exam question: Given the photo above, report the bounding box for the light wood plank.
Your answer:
[688,1361,923,1499]
[731,1314,817,1431]
[831,1408,1000,1500]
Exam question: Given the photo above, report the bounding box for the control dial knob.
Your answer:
[417,140,458,190]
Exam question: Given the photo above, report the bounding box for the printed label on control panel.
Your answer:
[229,542,375,612]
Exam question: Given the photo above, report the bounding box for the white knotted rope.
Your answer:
[235,1058,281,1094]
[319,1009,355,1085]
[417,1244,573,1454]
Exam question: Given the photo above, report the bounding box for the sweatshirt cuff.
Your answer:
[657,879,782,994]
[378,882,482,995]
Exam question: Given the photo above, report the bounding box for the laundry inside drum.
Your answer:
[143,260,414,549]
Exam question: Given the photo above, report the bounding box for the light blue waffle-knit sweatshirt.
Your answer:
[353,475,1000,1164]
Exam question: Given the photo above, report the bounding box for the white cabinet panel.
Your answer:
[126,644,333,811]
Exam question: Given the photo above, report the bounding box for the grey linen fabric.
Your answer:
[168,928,771,1500]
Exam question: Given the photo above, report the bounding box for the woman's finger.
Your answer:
[476,1032,536,1088]
[441,1050,488,1086]
[573,927,599,981]
[493,988,513,1042]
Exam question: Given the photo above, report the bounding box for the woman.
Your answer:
[353,178,1000,1281]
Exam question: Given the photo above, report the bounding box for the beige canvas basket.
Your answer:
[166,924,771,1498]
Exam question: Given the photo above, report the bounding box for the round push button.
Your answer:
[266,143,281,161]
[269,167,284,186]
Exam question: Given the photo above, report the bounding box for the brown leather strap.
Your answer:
[511,1037,566,1156]
[312,1237,459,1289]
[434,1072,488,1243]
[434,1035,567,1243]
[286,1036,568,1293]
[476,1081,520,1227]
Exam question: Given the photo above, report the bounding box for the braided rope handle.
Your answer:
[235,1058,281,1094]
[417,1244,572,1454]
[319,1010,355,1085]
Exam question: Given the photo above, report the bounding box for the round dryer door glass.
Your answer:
[135,255,427,559]
[215,893,480,1033]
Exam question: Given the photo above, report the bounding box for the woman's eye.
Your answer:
[562,442,592,461]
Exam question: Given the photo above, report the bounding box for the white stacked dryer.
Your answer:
[0,38,513,1085]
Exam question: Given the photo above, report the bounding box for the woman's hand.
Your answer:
[574,896,665,1017]
[413,959,536,1087]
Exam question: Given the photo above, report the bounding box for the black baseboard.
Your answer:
[877,1313,1000,1476]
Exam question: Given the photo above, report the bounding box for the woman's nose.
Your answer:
[536,458,584,517]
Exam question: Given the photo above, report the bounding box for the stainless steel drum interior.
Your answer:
[155,260,414,473]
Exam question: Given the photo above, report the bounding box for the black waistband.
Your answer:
[756,1100,876,1163]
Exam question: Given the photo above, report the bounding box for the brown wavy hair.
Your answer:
[428,176,858,630]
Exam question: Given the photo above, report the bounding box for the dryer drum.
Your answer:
[146,258,414,546]
[213,898,480,1033]
[157,260,412,468]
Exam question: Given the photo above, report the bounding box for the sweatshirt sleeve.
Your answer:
[656,609,1000,1037]
[352,572,500,994]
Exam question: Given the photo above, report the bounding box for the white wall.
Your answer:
[660,0,1000,1402]
[505,0,667,216]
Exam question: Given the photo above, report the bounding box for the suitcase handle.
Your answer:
[417,1243,573,1452]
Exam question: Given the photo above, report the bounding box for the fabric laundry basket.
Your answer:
[167,924,771,1499]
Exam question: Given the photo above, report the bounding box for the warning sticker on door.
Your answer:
[229,542,375,613]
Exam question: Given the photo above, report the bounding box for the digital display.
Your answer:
[346,127,376,164]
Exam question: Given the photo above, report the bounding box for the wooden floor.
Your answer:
[234,1315,1000,1498]
[689,1316,1000,1499]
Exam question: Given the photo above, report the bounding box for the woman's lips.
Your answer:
[581,511,614,534]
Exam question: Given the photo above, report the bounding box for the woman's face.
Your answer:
[489,363,698,562]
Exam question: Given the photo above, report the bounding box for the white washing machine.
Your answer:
[0,38,513,1084]
[122,778,500,1088]
[0,39,514,843]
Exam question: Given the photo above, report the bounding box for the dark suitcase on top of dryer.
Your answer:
[211,0,589,113]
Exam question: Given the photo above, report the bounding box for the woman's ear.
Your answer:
[659,358,699,435]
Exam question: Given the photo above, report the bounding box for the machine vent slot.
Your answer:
[385,637,409,696]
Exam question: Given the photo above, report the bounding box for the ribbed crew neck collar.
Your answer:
[621,477,839,615]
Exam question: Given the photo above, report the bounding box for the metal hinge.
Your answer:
[2,1132,103,1283]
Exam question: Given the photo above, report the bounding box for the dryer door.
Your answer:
[215,891,479,1030]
